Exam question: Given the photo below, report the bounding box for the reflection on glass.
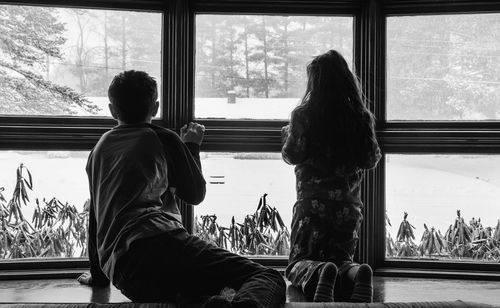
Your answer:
[0,4,162,117]
[195,152,295,256]
[385,154,500,262]
[0,151,89,259]
[387,14,500,121]
[194,15,353,120]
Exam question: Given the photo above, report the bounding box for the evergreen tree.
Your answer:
[0,5,97,115]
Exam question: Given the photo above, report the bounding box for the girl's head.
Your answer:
[294,50,375,166]
[304,49,362,111]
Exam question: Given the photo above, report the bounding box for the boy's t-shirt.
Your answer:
[86,123,205,285]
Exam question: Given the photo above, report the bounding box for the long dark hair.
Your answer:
[292,49,375,166]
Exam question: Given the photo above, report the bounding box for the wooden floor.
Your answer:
[0,276,499,306]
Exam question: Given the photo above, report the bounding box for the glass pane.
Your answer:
[194,15,353,120]
[0,151,89,259]
[387,14,500,121]
[195,152,295,256]
[0,5,162,117]
[386,154,500,262]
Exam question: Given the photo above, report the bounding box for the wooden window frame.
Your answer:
[1,0,500,281]
[374,0,500,280]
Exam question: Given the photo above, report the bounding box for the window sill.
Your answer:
[375,267,500,281]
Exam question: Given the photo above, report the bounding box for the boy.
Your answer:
[78,70,286,308]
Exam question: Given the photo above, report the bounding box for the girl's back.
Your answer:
[282,49,380,202]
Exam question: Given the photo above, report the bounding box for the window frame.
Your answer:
[2,0,500,281]
[0,0,171,276]
[0,0,171,142]
[376,0,500,279]
[191,2,361,153]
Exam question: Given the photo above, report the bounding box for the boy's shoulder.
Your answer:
[147,124,182,142]
[97,124,182,148]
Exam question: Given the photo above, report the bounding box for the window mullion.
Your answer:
[357,0,385,268]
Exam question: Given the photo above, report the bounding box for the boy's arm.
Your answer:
[185,142,202,169]
[282,111,308,165]
[164,134,206,205]
[87,199,110,286]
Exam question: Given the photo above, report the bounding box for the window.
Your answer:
[383,9,500,273]
[193,13,355,258]
[195,152,295,256]
[3,0,499,280]
[385,154,500,262]
[195,14,353,120]
[0,151,89,259]
[0,1,164,266]
[0,4,162,117]
[387,14,500,121]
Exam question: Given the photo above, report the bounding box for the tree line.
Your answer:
[195,15,353,99]
[1,5,498,120]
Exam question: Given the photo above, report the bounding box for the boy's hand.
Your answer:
[77,272,93,285]
[181,122,205,145]
[77,272,109,287]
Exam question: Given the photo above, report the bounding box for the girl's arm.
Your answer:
[282,111,308,165]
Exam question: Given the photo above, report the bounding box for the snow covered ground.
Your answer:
[81,96,299,120]
[194,97,300,120]
[1,147,499,260]
[386,155,500,241]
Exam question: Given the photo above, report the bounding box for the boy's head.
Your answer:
[108,70,159,123]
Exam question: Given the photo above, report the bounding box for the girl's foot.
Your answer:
[349,263,373,303]
[313,262,338,302]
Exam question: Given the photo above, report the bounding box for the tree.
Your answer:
[248,16,282,98]
[241,16,252,97]
[387,14,500,120]
[0,5,97,115]
[195,15,233,97]
[69,9,104,96]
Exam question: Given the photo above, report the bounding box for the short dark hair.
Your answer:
[108,70,158,123]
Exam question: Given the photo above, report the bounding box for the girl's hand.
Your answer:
[281,125,290,143]
[181,122,205,145]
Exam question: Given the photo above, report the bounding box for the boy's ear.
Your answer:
[151,100,159,117]
[108,103,119,120]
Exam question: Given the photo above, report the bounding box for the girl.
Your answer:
[282,50,381,303]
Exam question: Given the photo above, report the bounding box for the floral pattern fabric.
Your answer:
[281,109,381,295]
[285,198,362,298]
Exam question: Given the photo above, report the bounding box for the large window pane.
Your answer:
[0,151,89,259]
[195,152,295,256]
[0,5,162,117]
[387,14,500,121]
[195,15,353,120]
[386,154,500,262]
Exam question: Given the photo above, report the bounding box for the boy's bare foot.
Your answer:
[200,295,232,308]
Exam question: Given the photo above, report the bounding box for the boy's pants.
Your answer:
[114,227,286,308]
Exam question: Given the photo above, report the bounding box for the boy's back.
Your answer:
[87,122,205,283]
